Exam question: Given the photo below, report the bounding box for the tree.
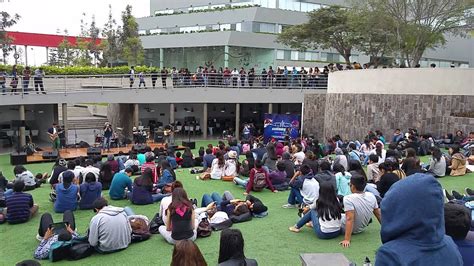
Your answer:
[119,5,144,65]
[355,0,473,67]
[277,6,360,65]
[0,11,20,65]
[102,5,122,66]
[88,16,102,65]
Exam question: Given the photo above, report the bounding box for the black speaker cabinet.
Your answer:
[182,141,195,149]
[42,151,59,159]
[133,144,147,153]
[87,147,102,156]
[10,152,27,165]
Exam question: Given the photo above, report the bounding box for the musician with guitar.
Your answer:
[47,122,62,151]
[164,124,177,145]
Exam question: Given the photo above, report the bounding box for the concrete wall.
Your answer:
[302,69,474,141]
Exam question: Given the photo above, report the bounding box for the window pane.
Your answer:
[305,52,312,61]
[236,23,242,32]
[277,50,285,60]
[321,52,328,61]
[268,0,276,8]
[291,51,298,60]
[311,52,319,61]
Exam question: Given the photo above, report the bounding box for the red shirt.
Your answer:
[246,168,275,193]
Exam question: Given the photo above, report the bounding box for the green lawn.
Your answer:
[0,142,472,265]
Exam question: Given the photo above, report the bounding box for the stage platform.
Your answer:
[26,142,186,164]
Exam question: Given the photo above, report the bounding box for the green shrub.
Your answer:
[0,65,158,76]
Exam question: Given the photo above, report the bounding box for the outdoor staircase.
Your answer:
[58,105,109,130]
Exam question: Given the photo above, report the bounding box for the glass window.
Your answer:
[284,50,291,60]
[311,52,319,61]
[236,23,242,32]
[268,0,276,8]
[321,52,327,61]
[220,24,231,31]
[291,51,298,60]
[351,55,359,62]
[138,30,147,35]
[277,24,282,33]
[298,52,305,60]
[305,52,312,61]
[277,50,285,60]
[260,23,275,33]
[150,29,161,34]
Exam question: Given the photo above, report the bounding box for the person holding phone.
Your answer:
[34,210,77,260]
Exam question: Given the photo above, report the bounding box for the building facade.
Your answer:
[137,0,474,71]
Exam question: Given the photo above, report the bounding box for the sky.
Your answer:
[1,0,150,65]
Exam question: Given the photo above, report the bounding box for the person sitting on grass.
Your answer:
[80,159,100,183]
[366,154,381,183]
[210,152,226,180]
[79,173,102,210]
[167,151,178,169]
[218,229,257,266]
[130,168,163,205]
[202,148,216,172]
[376,163,400,199]
[314,161,336,192]
[160,181,184,226]
[141,154,158,184]
[11,165,41,191]
[34,210,77,260]
[280,152,295,180]
[49,158,68,186]
[283,164,319,209]
[124,153,140,169]
[181,147,195,168]
[109,168,134,200]
[170,240,207,266]
[157,160,176,190]
[239,151,255,177]
[54,171,79,213]
[4,181,39,224]
[426,147,446,178]
[159,188,197,244]
[334,163,351,196]
[200,191,266,218]
[88,197,132,253]
[444,203,474,266]
[340,174,381,248]
[375,174,462,265]
[289,182,343,239]
[233,159,277,195]
[449,145,467,176]
[269,161,289,191]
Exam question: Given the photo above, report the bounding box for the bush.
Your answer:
[0,65,158,76]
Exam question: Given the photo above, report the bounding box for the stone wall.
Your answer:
[107,104,135,139]
[320,94,474,140]
[302,93,326,140]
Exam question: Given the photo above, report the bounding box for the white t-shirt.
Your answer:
[210,158,225,180]
[81,166,100,182]
[343,192,378,234]
[159,195,172,225]
[369,149,387,163]
[319,214,343,233]
[293,151,305,165]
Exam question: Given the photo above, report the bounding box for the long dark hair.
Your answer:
[168,187,192,216]
[375,143,383,158]
[431,147,442,162]
[160,160,176,179]
[138,168,154,187]
[216,151,225,167]
[316,182,343,222]
[332,163,346,176]
[348,160,367,181]
[183,147,193,157]
[245,151,255,169]
[218,229,247,264]
[171,240,207,266]
[266,142,278,160]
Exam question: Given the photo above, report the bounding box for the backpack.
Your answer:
[49,236,91,262]
[253,170,267,192]
[130,216,151,243]
[148,213,164,234]
[197,218,212,238]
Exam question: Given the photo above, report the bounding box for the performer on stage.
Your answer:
[47,122,61,151]
[164,124,176,145]
[103,122,113,151]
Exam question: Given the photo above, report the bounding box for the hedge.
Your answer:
[0,65,158,76]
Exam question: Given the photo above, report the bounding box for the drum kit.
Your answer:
[94,127,124,148]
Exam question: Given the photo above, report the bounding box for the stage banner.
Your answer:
[263,113,301,143]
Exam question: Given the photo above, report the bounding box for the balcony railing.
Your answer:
[0,73,328,97]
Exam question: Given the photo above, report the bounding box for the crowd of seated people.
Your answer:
[0,127,473,265]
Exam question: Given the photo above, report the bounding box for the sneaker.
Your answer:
[443,189,454,201]
[452,190,463,200]
[36,234,43,241]
[282,204,297,209]
[466,188,474,196]
[305,222,313,228]
[288,226,300,233]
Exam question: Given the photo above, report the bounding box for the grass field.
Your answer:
[0,141,472,265]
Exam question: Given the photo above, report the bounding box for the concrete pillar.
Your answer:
[235,103,240,140]
[159,48,164,68]
[268,103,273,114]
[274,48,278,67]
[46,47,49,65]
[203,103,208,139]
[133,104,139,127]
[61,103,68,145]
[19,105,26,147]
[24,45,28,66]
[224,45,229,68]
[53,104,59,124]
[169,103,175,124]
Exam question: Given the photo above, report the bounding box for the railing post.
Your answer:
[101,75,104,94]
[64,76,67,96]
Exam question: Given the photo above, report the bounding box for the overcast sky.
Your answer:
[1,0,150,65]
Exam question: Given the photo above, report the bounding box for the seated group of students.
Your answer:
[1,134,474,265]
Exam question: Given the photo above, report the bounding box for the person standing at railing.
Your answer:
[248,68,255,87]
[290,66,298,88]
[231,68,239,87]
[0,68,6,95]
[34,67,46,94]
[138,72,146,88]
[171,67,178,87]
[160,67,168,88]
[267,66,274,87]
[129,66,135,88]
[151,68,158,88]
[203,67,209,87]
[10,65,19,94]
[22,66,31,94]
[283,66,289,87]
[209,66,216,86]
[239,67,246,87]
[261,68,267,87]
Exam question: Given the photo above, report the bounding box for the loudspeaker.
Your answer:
[133,144,147,153]
[10,152,27,165]
[42,151,58,159]
[182,141,195,149]
[87,147,101,156]
[154,131,164,143]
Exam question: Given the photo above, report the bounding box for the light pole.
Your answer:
[31,47,36,66]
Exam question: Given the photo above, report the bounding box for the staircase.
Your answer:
[58,105,109,130]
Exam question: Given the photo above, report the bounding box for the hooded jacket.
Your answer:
[375,174,463,266]
[15,170,37,188]
[88,206,132,252]
[79,181,102,209]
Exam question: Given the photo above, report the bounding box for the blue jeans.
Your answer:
[296,209,342,239]
[123,206,135,216]
[103,136,112,150]
[287,187,303,205]
[4,189,13,198]
[201,191,234,207]
[233,177,249,188]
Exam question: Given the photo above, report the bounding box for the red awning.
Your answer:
[6,31,102,48]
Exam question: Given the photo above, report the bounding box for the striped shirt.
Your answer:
[6,192,33,223]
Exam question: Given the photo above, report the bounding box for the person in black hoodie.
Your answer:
[314,161,336,191]
[251,143,266,161]
[49,158,68,186]
[280,152,295,180]
[376,163,400,198]
[245,194,268,217]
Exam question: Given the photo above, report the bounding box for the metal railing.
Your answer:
[0,73,328,96]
